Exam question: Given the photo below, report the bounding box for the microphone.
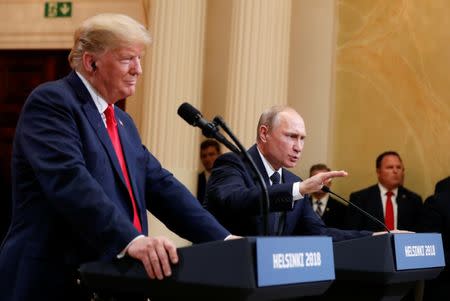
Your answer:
[177,102,240,153]
[177,102,218,138]
[321,186,391,233]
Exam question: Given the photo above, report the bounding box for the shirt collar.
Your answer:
[378,183,398,197]
[256,146,283,182]
[204,170,212,181]
[312,194,329,204]
[76,71,110,114]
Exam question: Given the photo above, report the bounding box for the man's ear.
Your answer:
[259,125,269,143]
[82,52,97,73]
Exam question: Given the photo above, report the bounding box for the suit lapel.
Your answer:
[282,169,300,184]
[396,187,408,229]
[248,145,271,186]
[83,103,127,186]
[371,185,385,222]
[115,112,141,208]
[248,145,279,234]
[66,72,127,187]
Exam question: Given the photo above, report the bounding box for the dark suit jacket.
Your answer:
[420,188,450,270]
[345,184,422,232]
[435,176,450,194]
[419,187,450,300]
[206,144,371,240]
[0,71,229,301]
[0,173,11,242]
[196,171,207,206]
[309,196,346,228]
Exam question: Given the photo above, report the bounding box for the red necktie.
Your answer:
[385,191,394,230]
[105,105,142,232]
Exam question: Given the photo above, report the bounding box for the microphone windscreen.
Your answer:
[177,102,200,126]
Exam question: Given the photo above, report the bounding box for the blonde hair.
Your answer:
[68,13,151,70]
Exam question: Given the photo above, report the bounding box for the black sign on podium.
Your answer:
[79,237,334,301]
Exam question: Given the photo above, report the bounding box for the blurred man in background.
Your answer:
[345,151,422,232]
[309,163,346,228]
[197,139,221,206]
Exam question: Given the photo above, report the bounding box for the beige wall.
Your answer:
[202,0,232,122]
[333,0,450,199]
[288,0,337,179]
[0,0,147,49]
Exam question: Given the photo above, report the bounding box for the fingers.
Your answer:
[164,239,179,264]
[319,171,348,187]
[127,236,178,280]
[149,244,165,279]
[141,252,157,279]
[154,239,177,279]
[321,170,348,182]
[225,234,243,240]
[300,170,349,195]
[391,229,415,234]
[372,231,388,236]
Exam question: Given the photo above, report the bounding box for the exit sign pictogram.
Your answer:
[45,2,72,18]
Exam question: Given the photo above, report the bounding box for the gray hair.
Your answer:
[256,105,291,141]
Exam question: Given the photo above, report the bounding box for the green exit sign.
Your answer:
[45,2,72,18]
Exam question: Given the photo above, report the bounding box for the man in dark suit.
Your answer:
[435,176,450,194]
[420,178,450,300]
[0,172,11,242]
[345,151,422,232]
[197,139,221,206]
[0,14,234,301]
[309,163,346,228]
[206,105,373,241]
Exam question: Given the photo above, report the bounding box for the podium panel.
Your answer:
[322,233,444,301]
[79,237,334,301]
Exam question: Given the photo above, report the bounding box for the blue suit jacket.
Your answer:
[0,71,229,301]
[206,145,370,240]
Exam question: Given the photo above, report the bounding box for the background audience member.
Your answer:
[420,176,450,300]
[345,151,422,232]
[309,163,346,228]
[197,139,221,206]
[0,172,11,242]
[434,176,450,194]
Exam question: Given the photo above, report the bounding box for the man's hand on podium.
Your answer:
[372,229,415,236]
[127,236,179,280]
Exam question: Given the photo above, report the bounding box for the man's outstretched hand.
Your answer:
[299,170,348,195]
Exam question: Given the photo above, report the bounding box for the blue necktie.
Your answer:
[270,172,285,235]
[270,172,280,185]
